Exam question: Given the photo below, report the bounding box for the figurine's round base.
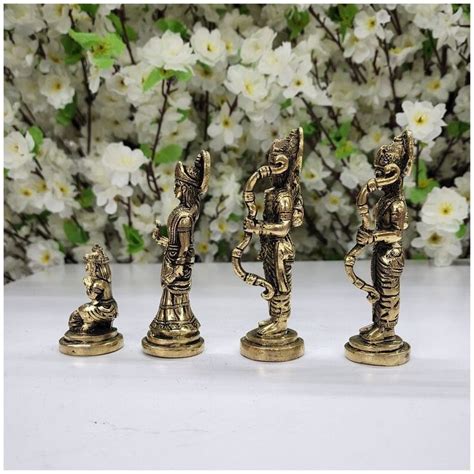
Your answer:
[240,328,304,362]
[59,330,123,356]
[344,335,410,366]
[142,334,204,358]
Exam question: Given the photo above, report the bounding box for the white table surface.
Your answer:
[4,261,470,469]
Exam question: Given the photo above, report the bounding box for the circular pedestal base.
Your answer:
[345,335,410,366]
[59,330,123,356]
[142,336,204,358]
[240,328,304,362]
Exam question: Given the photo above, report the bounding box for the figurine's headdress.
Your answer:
[374,129,414,178]
[83,244,111,282]
[268,127,304,184]
[175,150,211,194]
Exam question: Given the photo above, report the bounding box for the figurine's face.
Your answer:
[174,180,184,199]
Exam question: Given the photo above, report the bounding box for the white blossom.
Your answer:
[396,101,446,142]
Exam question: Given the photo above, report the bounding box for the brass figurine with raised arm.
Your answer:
[59,244,123,356]
[232,128,304,362]
[344,130,414,366]
[142,151,211,358]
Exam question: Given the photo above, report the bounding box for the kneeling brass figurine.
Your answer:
[142,150,211,358]
[59,244,123,356]
[232,128,304,362]
[344,130,414,366]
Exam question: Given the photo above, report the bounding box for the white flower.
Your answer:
[396,101,446,142]
[240,27,276,64]
[323,190,350,213]
[140,31,196,72]
[411,222,462,266]
[26,240,64,272]
[191,27,226,66]
[209,216,240,241]
[455,172,470,203]
[421,187,468,232]
[4,131,35,179]
[257,42,293,86]
[454,85,470,122]
[360,126,391,152]
[208,103,243,150]
[39,73,75,109]
[431,6,468,48]
[101,143,148,187]
[194,228,218,262]
[354,9,391,40]
[42,173,78,216]
[421,72,457,102]
[301,152,331,191]
[340,154,373,189]
[4,5,44,35]
[225,65,268,102]
[41,4,71,34]
[343,32,378,63]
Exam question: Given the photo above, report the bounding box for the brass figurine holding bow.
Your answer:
[142,150,211,358]
[344,130,414,366]
[233,128,304,362]
[59,244,123,356]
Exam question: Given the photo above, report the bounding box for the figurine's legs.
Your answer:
[360,246,404,343]
[258,293,290,335]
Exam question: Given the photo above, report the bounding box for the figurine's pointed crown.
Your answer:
[375,129,414,177]
[268,127,304,178]
[175,150,211,194]
[83,244,110,265]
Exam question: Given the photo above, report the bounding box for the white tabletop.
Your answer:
[5,260,469,469]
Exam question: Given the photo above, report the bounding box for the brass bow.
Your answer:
[232,155,289,300]
[344,164,401,304]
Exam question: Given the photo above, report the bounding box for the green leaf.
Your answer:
[302,122,317,137]
[123,224,144,254]
[64,219,89,244]
[456,223,467,238]
[286,7,310,40]
[77,187,95,209]
[69,30,102,49]
[154,144,183,164]
[280,98,292,110]
[177,108,190,123]
[447,121,470,139]
[56,101,77,126]
[28,126,43,154]
[228,213,242,222]
[155,18,189,39]
[171,69,193,82]
[338,121,351,140]
[79,4,99,17]
[335,140,354,159]
[143,67,165,91]
[91,56,114,69]
[107,12,138,41]
[338,4,358,38]
[140,144,152,159]
[407,161,440,204]
[61,35,83,64]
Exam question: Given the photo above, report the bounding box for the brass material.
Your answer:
[344,130,414,366]
[232,128,305,362]
[142,151,211,358]
[59,244,123,356]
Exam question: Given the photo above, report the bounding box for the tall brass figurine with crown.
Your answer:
[142,150,211,358]
[59,244,123,356]
[344,130,414,366]
[232,128,304,362]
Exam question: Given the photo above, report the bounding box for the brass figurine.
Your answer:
[142,150,211,358]
[59,244,123,356]
[344,130,414,366]
[233,128,304,362]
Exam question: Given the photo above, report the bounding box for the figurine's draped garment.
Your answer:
[372,194,408,329]
[260,189,296,325]
[150,205,199,335]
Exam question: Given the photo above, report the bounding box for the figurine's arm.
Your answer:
[162,216,192,285]
[244,193,292,237]
[152,225,169,248]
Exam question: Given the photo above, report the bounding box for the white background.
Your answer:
[4,261,469,469]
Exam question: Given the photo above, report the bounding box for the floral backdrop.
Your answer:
[3,3,470,282]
